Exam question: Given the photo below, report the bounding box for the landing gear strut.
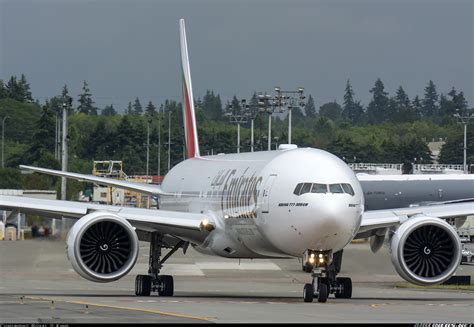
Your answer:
[135,233,184,297]
[302,250,352,303]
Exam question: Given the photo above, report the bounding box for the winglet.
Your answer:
[179,19,200,158]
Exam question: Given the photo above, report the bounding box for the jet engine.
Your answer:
[66,211,139,282]
[390,216,461,285]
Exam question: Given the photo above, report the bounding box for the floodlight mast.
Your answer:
[226,98,250,153]
[274,86,306,144]
[454,109,474,174]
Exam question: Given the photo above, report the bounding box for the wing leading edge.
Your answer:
[0,195,213,244]
[20,165,170,196]
[356,201,474,239]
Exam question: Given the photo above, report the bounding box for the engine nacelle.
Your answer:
[390,216,461,286]
[67,211,139,283]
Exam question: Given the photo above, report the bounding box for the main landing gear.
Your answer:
[135,233,185,297]
[302,250,352,303]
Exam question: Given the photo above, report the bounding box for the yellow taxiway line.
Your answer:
[25,296,212,322]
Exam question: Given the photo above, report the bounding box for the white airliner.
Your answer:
[1,19,473,303]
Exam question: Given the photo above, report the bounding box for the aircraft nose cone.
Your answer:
[303,199,361,252]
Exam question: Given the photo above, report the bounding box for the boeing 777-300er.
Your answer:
[1,19,473,303]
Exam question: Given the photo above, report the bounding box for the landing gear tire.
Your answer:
[303,283,314,303]
[317,283,328,303]
[158,275,174,297]
[335,277,352,299]
[135,275,151,296]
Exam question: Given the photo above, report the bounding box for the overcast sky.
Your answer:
[1,0,472,112]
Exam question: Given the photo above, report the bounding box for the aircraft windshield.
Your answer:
[294,183,355,196]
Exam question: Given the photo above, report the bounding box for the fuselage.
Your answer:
[159,147,364,259]
[359,174,474,210]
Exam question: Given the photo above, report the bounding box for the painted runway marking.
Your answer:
[25,296,212,322]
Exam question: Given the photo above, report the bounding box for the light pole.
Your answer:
[454,110,474,174]
[1,116,8,168]
[61,98,71,201]
[157,109,161,177]
[146,115,151,181]
[225,98,249,154]
[257,93,275,151]
[167,110,171,172]
[274,86,306,145]
[60,96,72,237]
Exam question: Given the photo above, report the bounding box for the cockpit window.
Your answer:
[293,183,303,195]
[311,183,328,193]
[329,183,344,193]
[294,182,355,196]
[300,183,313,195]
[341,183,355,196]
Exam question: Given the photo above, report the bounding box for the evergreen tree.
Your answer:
[85,120,109,158]
[305,94,316,118]
[395,86,410,107]
[319,101,342,121]
[342,80,354,119]
[133,97,143,115]
[28,105,56,163]
[248,92,259,122]
[0,80,7,99]
[126,101,133,115]
[422,80,438,118]
[6,76,22,101]
[342,80,364,124]
[18,74,33,102]
[229,95,241,115]
[449,88,468,114]
[390,86,416,123]
[367,78,389,124]
[145,101,157,117]
[77,81,96,115]
[439,93,452,118]
[412,95,423,118]
[101,104,117,116]
[202,90,223,121]
[439,129,473,164]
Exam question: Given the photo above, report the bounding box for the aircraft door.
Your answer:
[262,174,277,214]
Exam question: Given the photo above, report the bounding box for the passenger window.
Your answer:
[311,183,328,193]
[293,183,303,195]
[300,183,313,195]
[329,184,344,194]
[341,183,355,196]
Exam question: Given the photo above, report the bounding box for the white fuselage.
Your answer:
[159,147,364,259]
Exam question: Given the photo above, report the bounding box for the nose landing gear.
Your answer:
[302,250,352,303]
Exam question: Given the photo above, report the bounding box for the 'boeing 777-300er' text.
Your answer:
[1,19,473,303]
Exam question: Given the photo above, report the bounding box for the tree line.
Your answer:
[0,74,472,194]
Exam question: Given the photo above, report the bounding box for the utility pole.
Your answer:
[1,116,8,169]
[454,110,474,174]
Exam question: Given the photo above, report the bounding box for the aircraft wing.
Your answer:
[20,165,168,195]
[0,195,213,244]
[356,201,474,239]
